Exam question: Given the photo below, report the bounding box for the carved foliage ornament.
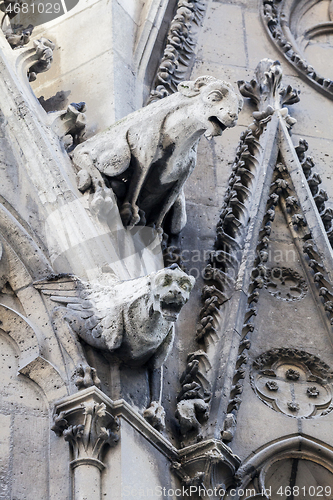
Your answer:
[294,138,333,249]
[148,0,207,103]
[52,389,120,470]
[251,349,333,417]
[52,401,119,463]
[261,0,333,99]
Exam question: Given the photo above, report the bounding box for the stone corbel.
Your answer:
[52,388,119,500]
[172,440,240,499]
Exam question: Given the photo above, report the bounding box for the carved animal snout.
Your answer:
[228,112,237,120]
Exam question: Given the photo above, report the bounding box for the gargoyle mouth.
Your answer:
[161,298,185,322]
[208,116,227,136]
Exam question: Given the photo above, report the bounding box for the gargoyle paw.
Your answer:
[74,364,101,390]
[120,202,141,227]
[91,187,113,219]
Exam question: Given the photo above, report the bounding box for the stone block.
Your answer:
[12,414,49,500]
[244,11,298,76]
[232,375,299,460]
[103,418,177,499]
[0,415,11,500]
[197,3,247,68]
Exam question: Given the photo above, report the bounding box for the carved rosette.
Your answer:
[264,267,308,301]
[251,349,333,418]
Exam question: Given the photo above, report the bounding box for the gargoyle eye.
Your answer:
[163,275,173,286]
[179,280,190,290]
[207,90,224,102]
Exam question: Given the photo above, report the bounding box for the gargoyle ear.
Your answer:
[178,81,200,97]
[178,75,217,97]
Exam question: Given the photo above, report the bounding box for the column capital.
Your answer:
[51,387,119,466]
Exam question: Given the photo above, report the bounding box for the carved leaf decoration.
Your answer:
[33,275,123,351]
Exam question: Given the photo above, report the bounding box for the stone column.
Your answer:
[52,389,119,500]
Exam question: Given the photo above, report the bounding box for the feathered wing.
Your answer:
[34,275,123,352]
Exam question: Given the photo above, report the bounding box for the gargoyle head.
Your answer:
[152,264,195,322]
[178,76,243,140]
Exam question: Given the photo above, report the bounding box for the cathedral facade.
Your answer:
[0,0,333,498]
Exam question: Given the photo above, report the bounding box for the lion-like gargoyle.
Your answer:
[35,265,195,429]
[72,76,243,234]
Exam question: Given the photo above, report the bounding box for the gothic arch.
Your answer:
[0,303,68,403]
[236,434,333,491]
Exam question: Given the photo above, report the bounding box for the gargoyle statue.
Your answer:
[34,264,195,429]
[72,76,243,234]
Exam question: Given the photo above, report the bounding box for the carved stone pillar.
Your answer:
[52,388,119,500]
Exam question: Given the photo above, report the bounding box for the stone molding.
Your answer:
[261,0,333,99]
[235,435,333,491]
[147,0,207,103]
[0,303,67,403]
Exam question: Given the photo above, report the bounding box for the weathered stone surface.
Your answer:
[2,0,333,496]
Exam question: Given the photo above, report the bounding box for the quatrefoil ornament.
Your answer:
[251,349,333,418]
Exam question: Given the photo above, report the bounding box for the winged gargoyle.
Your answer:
[34,264,195,428]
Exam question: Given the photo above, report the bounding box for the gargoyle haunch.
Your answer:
[72,76,243,234]
[35,264,195,369]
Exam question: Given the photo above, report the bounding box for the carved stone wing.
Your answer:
[34,275,123,352]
